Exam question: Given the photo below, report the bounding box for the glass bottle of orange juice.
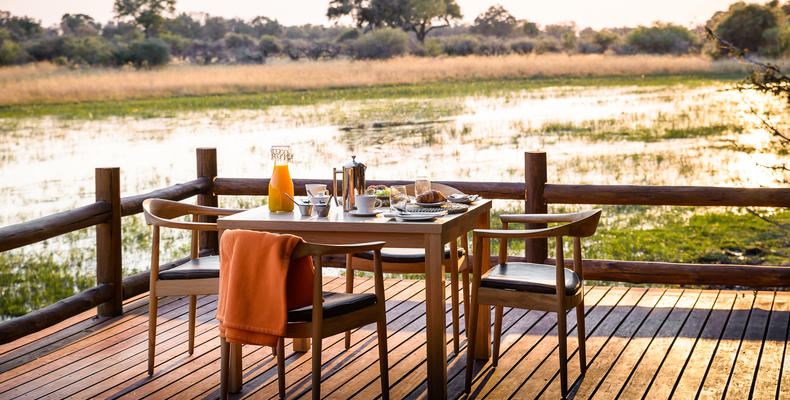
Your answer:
[268,145,294,212]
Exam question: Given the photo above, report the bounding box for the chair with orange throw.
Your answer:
[142,198,242,375]
[465,209,602,398]
[217,230,389,400]
[345,182,471,354]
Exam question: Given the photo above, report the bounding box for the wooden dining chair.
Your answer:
[344,182,471,354]
[465,209,602,398]
[219,240,390,400]
[142,198,242,375]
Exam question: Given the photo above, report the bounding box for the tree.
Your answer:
[710,2,780,56]
[471,5,516,37]
[627,23,698,54]
[60,13,99,36]
[0,11,42,41]
[521,21,539,38]
[113,0,176,38]
[326,0,462,43]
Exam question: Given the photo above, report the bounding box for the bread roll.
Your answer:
[417,190,446,203]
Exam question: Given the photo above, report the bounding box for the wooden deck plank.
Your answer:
[724,291,775,399]
[594,289,701,399]
[8,294,219,399]
[577,287,678,398]
[483,286,633,399]
[0,283,784,400]
[0,291,148,365]
[0,293,200,397]
[0,292,169,377]
[694,290,755,399]
[111,277,352,400]
[667,290,738,399]
[627,289,718,400]
[752,291,790,400]
[340,282,458,400]
[534,287,664,399]
[438,286,610,400]
[173,279,418,400]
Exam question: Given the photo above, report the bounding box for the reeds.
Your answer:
[0,54,751,106]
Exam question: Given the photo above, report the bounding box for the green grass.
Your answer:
[538,121,743,142]
[0,73,740,120]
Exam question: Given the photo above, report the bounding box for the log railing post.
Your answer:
[96,167,122,316]
[196,148,218,252]
[525,152,548,263]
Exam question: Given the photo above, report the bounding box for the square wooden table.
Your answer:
[218,200,492,399]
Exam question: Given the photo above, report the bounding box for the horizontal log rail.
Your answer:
[121,177,210,216]
[213,178,525,199]
[0,283,113,344]
[544,184,790,207]
[0,202,111,253]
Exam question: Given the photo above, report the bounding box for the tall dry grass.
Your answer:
[0,54,751,106]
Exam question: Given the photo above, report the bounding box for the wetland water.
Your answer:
[2,81,787,316]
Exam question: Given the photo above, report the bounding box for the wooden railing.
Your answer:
[1,148,789,344]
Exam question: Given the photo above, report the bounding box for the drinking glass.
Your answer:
[414,175,431,196]
[389,185,408,211]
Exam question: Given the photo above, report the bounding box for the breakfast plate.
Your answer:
[415,201,448,207]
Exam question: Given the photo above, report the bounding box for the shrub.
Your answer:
[127,38,171,68]
[259,35,282,57]
[224,33,255,49]
[534,37,561,54]
[509,39,534,54]
[0,38,20,65]
[351,28,408,59]
[626,23,698,55]
[336,28,360,42]
[440,35,479,56]
[476,36,509,55]
[712,2,780,56]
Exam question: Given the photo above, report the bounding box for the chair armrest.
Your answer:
[474,224,570,239]
[500,212,585,224]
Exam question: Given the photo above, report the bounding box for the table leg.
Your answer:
[230,342,242,393]
[293,338,310,352]
[424,233,447,399]
[475,210,492,360]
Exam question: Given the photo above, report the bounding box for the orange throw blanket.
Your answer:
[216,230,314,346]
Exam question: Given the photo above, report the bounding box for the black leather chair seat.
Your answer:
[353,247,465,264]
[287,292,378,322]
[159,256,220,280]
[481,262,581,296]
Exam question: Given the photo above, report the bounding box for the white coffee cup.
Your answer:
[355,194,382,213]
[306,184,329,197]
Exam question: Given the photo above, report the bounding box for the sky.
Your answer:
[1,0,740,30]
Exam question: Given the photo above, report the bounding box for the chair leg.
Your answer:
[377,311,390,400]
[277,337,286,399]
[465,287,479,393]
[557,308,569,398]
[576,302,587,374]
[345,254,353,350]
[312,336,322,400]
[148,293,158,375]
[188,295,197,355]
[492,306,503,367]
[450,240,460,355]
[220,337,229,400]
[462,269,470,333]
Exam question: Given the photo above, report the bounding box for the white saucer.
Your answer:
[349,209,381,217]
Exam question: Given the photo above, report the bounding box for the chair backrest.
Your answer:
[142,198,239,232]
[560,209,602,238]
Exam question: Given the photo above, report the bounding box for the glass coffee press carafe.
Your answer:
[268,145,294,212]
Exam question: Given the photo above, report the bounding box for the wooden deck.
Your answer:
[1,277,789,399]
